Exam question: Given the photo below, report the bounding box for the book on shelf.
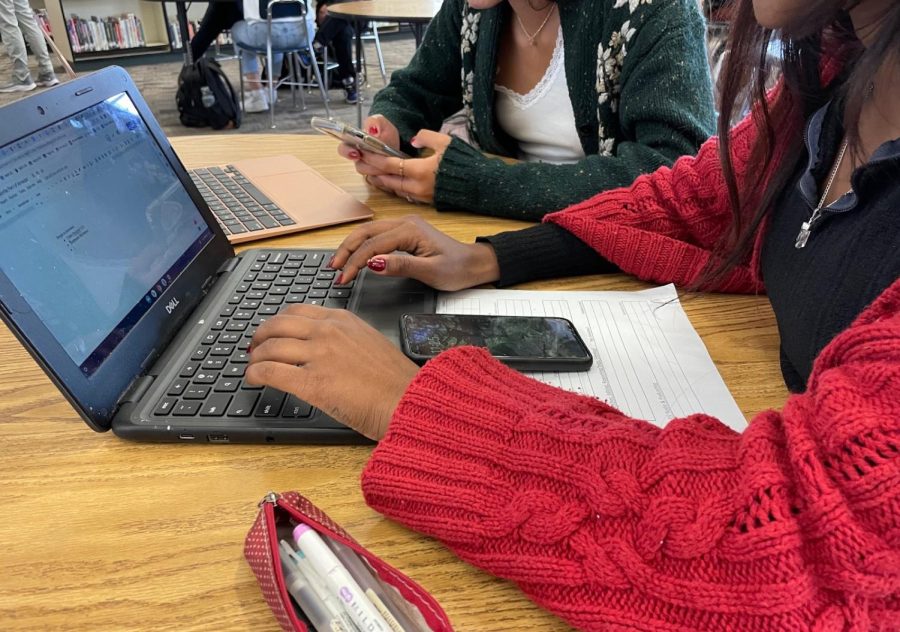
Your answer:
[66,13,147,54]
[168,20,233,51]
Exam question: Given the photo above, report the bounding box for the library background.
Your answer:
[0,0,416,134]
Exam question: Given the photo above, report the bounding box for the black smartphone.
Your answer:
[399,313,593,371]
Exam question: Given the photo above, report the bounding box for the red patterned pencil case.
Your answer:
[244,490,454,632]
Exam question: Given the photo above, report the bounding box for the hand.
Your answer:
[330,215,500,290]
[245,305,418,441]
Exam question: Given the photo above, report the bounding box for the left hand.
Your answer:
[353,130,453,204]
[244,305,418,441]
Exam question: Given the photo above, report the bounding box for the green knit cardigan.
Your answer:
[369,0,716,220]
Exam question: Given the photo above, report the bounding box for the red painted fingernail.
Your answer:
[410,136,419,147]
[336,273,345,285]
[349,150,361,160]
[327,256,336,268]
[368,258,386,272]
[368,126,378,135]
[247,344,253,354]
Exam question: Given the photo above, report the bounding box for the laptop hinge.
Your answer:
[118,375,155,406]
[216,256,241,277]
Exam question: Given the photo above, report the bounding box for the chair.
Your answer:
[360,24,387,85]
[235,0,332,128]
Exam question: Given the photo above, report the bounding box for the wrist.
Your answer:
[466,242,500,286]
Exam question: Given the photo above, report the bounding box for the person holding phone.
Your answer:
[336,0,716,218]
[247,0,900,627]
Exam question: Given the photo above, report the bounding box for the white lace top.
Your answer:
[494,28,585,164]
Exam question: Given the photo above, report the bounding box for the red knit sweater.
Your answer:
[361,89,900,629]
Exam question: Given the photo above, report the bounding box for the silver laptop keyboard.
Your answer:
[153,250,354,419]
[189,166,297,236]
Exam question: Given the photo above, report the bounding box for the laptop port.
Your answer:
[207,433,230,443]
[178,434,196,440]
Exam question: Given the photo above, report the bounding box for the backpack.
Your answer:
[176,57,241,130]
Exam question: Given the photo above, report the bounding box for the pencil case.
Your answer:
[245,490,454,632]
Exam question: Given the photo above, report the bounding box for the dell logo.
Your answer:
[165,298,180,314]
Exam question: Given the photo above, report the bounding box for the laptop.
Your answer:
[0,66,435,444]
[187,155,374,244]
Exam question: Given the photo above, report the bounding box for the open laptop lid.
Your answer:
[0,66,234,432]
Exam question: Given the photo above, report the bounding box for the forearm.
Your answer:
[364,288,900,629]
[478,223,618,287]
[433,137,690,220]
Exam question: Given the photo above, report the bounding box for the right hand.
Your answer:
[337,115,401,169]
[330,215,501,291]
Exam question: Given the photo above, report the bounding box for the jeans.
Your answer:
[232,17,316,76]
[0,0,54,82]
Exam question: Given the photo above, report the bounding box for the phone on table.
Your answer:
[399,313,593,371]
[311,116,409,159]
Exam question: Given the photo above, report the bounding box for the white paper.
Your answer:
[437,284,746,431]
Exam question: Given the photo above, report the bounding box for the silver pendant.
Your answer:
[795,221,812,249]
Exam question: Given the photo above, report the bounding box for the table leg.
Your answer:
[176,2,192,65]
[412,23,425,48]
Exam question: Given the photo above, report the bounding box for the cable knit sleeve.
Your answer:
[545,107,770,293]
[361,279,900,630]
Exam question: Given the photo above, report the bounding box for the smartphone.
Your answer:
[399,313,593,371]
[311,116,409,159]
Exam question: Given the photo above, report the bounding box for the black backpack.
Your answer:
[176,57,241,130]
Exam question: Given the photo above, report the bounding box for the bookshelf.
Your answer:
[43,0,171,64]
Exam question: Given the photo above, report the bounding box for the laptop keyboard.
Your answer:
[189,166,297,236]
[153,250,354,420]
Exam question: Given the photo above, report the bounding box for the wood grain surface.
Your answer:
[0,135,788,631]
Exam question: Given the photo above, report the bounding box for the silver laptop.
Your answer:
[0,66,435,443]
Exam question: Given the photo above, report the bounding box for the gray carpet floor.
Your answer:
[0,32,416,137]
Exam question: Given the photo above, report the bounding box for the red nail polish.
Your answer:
[336,273,345,285]
[410,136,418,146]
[327,256,336,269]
[368,126,378,135]
[247,344,253,354]
[349,150,361,160]
[368,258,386,272]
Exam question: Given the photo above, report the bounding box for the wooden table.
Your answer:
[0,135,788,631]
[328,0,442,125]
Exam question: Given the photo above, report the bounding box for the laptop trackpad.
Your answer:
[351,272,435,347]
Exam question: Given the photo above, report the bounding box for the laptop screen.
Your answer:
[0,92,212,377]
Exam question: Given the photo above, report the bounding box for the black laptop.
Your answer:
[0,66,435,443]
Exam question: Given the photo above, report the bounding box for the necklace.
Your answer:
[514,3,556,46]
[794,137,849,249]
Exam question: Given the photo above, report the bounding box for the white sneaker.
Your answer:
[242,89,269,113]
[36,74,60,88]
[0,78,37,93]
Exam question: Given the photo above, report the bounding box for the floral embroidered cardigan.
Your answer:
[369,0,716,220]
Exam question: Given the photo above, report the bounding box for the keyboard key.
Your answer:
[308,290,328,299]
[307,299,324,306]
[251,282,272,291]
[263,296,284,305]
[270,286,288,295]
[274,278,294,286]
[263,264,282,273]
[201,332,219,344]
[256,253,270,261]
[277,217,297,226]
[193,371,219,384]
[325,298,349,309]
[232,350,250,363]
[307,252,327,266]
[200,394,232,416]
[316,271,336,280]
[329,289,350,298]
[230,224,248,234]
[226,321,249,332]
[287,253,306,261]
[219,305,236,317]
[259,216,279,229]
[282,395,313,418]
[202,358,226,370]
[154,397,177,415]
[224,364,246,378]
[233,310,254,321]
[246,291,266,300]
[219,333,241,343]
[191,347,209,360]
[184,385,211,399]
[257,273,276,282]
[211,345,234,356]
[211,318,228,330]
[300,267,319,276]
[240,300,261,309]
[254,388,286,417]
[286,294,306,303]
[167,379,189,396]
[244,220,263,232]
[214,378,241,392]
[240,180,276,205]
[313,281,331,290]
[180,362,200,377]
[173,401,201,416]
[259,305,279,315]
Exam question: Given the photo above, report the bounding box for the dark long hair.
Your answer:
[695,0,900,291]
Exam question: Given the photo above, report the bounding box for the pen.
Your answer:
[279,542,347,632]
[325,537,425,632]
[280,540,357,632]
[294,524,392,632]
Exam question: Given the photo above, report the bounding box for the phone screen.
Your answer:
[401,314,591,362]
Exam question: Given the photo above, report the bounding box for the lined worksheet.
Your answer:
[437,285,746,431]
